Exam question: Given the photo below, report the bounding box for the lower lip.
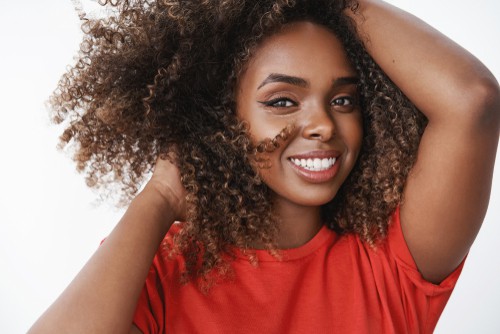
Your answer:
[288,158,341,183]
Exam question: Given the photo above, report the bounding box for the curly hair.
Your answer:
[51,0,426,286]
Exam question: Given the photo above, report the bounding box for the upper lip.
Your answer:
[288,150,341,160]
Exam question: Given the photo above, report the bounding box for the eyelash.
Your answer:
[331,96,355,107]
[259,96,297,108]
[259,96,356,109]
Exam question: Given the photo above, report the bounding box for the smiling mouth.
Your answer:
[287,151,341,183]
[289,157,336,171]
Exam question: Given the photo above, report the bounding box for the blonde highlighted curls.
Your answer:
[51,0,426,286]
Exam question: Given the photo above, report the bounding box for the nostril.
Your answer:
[302,112,336,141]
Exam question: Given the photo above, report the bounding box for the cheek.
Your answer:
[252,124,296,172]
[236,106,275,145]
[341,113,363,153]
[247,113,294,142]
[353,124,364,153]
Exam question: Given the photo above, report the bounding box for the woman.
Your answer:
[29,0,499,333]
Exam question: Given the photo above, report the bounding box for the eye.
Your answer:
[259,97,298,108]
[330,96,357,113]
[331,96,353,106]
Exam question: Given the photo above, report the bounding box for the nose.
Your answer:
[301,106,335,142]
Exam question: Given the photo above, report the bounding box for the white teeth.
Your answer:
[290,157,337,171]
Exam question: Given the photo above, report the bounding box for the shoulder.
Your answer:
[146,222,186,281]
[375,208,465,293]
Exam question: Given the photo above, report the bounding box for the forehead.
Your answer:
[241,21,355,84]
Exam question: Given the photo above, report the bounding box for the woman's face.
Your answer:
[236,21,363,208]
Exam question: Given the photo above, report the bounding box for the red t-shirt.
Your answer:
[133,208,464,333]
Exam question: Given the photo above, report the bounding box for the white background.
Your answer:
[0,1,498,333]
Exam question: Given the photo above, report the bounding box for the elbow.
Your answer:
[465,76,500,131]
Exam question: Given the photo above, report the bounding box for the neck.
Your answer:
[271,197,323,249]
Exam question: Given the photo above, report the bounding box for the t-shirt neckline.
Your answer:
[234,224,336,262]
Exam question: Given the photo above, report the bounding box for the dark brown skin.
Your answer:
[348,0,499,284]
[45,0,425,281]
[29,157,184,334]
[29,1,499,333]
[236,22,363,248]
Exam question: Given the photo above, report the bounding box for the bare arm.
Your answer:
[28,158,186,333]
[348,0,500,283]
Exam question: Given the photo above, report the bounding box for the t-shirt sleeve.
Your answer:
[133,264,165,334]
[387,206,465,296]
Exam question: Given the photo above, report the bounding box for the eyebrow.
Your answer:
[332,76,359,86]
[257,73,308,90]
[257,73,359,90]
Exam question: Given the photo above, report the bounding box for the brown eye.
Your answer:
[331,96,357,113]
[331,97,353,106]
[259,97,298,108]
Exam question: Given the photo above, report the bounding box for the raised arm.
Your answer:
[28,158,186,334]
[348,0,500,283]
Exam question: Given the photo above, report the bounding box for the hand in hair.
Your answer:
[147,154,187,222]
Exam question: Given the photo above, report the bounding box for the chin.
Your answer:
[286,190,339,207]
